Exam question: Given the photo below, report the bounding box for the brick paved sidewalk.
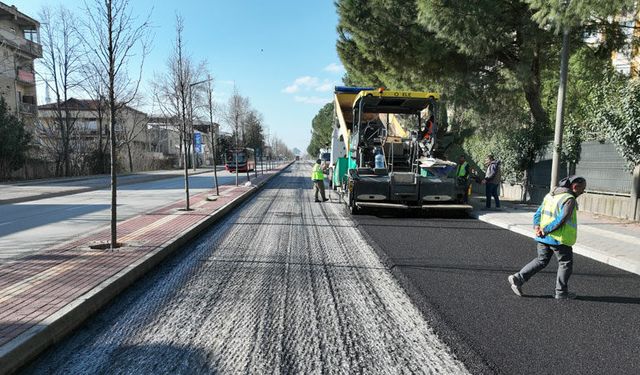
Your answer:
[0,165,290,374]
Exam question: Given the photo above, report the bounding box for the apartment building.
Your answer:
[0,3,41,126]
[38,98,155,171]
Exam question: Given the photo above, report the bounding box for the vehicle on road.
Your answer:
[225,148,255,172]
[330,86,472,214]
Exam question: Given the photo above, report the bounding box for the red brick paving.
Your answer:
[0,170,281,348]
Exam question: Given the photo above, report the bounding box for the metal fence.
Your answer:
[531,141,632,195]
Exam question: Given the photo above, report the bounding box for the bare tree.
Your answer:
[152,15,206,209]
[224,86,250,147]
[78,57,109,173]
[116,102,149,172]
[38,5,84,176]
[80,0,151,249]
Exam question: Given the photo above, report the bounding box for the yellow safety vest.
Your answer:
[540,192,577,246]
[456,161,468,177]
[311,164,324,181]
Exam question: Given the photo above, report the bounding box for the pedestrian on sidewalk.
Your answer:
[481,154,501,209]
[311,159,328,202]
[508,175,587,300]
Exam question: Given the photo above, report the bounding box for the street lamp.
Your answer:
[550,0,571,190]
[205,74,220,195]
[190,78,213,173]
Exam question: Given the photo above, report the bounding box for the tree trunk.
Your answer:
[127,143,134,172]
[108,0,118,249]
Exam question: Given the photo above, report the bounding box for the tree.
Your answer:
[306,102,334,157]
[81,0,151,248]
[335,0,636,192]
[224,88,250,147]
[244,109,265,152]
[38,5,84,176]
[79,55,110,174]
[117,104,149,172]
[0,97,30,180]
[591,76,640,168]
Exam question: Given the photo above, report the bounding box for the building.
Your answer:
[38,98,154,172]
[0,3,41,126]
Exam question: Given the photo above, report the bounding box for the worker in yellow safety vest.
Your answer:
[311,159,328,202]
[456,155,471,203]
[508,176,587,300]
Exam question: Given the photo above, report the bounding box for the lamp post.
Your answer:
[550,0,570,190]
[205,74,219,195]
[189,78,213,173]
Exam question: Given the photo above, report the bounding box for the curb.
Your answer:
[0,163,293,375]
[471,211,640,277]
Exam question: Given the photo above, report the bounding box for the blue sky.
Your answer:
[11,0,344,152]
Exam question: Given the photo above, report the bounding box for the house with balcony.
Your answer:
[37,98,158,172]
[0,3,41,126]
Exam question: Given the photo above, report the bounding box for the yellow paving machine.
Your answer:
[329,86,472,214]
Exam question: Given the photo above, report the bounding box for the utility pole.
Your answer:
[206,75,219,195]
[550,5,571,190]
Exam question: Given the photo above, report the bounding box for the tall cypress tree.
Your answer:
[0,97,31,180]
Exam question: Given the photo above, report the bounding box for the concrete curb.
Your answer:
[471,211,640,277]
[0,163,293,375]
[0,169,213,205]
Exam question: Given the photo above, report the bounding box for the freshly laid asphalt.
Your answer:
[353,211,640,374]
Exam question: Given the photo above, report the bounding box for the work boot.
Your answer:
[555,292,577,300]
[508,274,523,296]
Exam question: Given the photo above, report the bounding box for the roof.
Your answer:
[0,3,39,28]
[38,98,147,116]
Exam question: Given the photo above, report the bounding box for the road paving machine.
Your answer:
[330,86,472,214]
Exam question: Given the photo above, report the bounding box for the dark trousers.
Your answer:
[313,180,326,200]
[516,242,574,294]
[485,182,500,208]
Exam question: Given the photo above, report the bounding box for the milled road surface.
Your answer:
[22,163,469,374]
[353,209,640,374]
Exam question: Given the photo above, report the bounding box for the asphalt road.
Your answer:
[352,209,640,374]
[21,163,469,374]
[0,170,255,262]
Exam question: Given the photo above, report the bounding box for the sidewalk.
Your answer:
[0,164,292,375]
[0,167,218,205]
[468,196,640,276]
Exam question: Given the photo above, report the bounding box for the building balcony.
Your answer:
[0,27,42,59]
[19,102,37,115]
[16,69,35,85]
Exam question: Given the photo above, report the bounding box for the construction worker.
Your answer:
[311,159,328,202]
[508,175,587,300]
[481,154,501,209]
[456,155,471,203]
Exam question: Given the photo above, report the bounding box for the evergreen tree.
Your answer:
[0,97,31,180]
[307,102,334,157]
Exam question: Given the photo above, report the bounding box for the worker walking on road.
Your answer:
[508,176,587,300]
[311,159,328,203]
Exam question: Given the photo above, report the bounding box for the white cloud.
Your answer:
[324,63,345,73]
[315,82,333,92]
[294,76,319,86]
[283,75,339,95]
[283,85,299,94]
[294,96,330,105]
